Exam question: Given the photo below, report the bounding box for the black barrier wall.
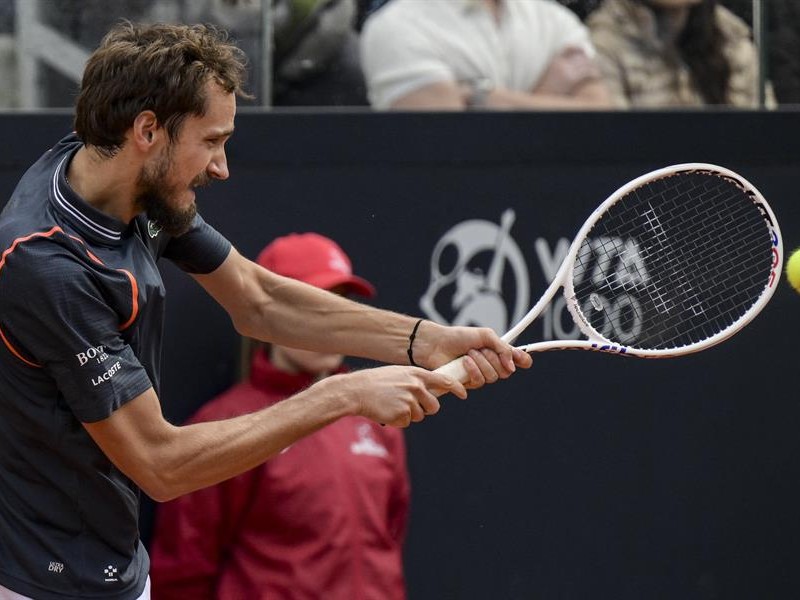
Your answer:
[1,110,800,599]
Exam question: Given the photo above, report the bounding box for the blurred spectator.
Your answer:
[767,1,800,104]
[557,0,604,20]
[0,0,16,108]
[361,0,608,30]
[30,0,155,106]
[147,0,263,104]
[587,0,771,108]
[44,0,154,46]
[721,0,800,105]
[271,0,368,106]
[359,0,612,110]
[149,233,410,600]
[150,0,368,106]
[356,0,393,30]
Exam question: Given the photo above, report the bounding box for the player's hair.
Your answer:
[74,21,250,157]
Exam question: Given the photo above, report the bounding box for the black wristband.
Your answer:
[407,319,425,367]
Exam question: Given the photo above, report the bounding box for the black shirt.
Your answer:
[0,134,231,599]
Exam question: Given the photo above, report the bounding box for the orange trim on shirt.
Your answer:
[0,226,64,368]
[0,225,63,272]
[0,325,41,368]
[117,269,140,331]
[0,226,142,368]
[67,235,141,330]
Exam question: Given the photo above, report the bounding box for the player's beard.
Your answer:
[135,148,206,237]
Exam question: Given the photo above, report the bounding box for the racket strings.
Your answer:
[572,171,774,350]
[633,181,767,346]
[633,195,769,349]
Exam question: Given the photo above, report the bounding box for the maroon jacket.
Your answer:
[149,350,410,600]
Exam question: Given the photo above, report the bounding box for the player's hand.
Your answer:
[412,321,532,388]
[324,365,468,428]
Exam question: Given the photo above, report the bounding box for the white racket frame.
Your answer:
[436,163,783,380]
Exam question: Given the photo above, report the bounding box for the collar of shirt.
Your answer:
[50,148,128,246]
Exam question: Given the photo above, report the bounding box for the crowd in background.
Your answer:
[0,0,798,110]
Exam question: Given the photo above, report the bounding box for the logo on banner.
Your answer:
[419,210,529,333]
[419,210,582,342]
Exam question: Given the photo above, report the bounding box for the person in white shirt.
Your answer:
[360,0,612,110]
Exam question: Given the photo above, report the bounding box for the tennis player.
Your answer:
[0,22,530,600]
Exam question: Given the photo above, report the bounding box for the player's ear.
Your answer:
[132,111,159,149]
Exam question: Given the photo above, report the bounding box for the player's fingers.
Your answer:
[459,353,487,389]
[387,413,412,429]
[409,401,426,423]
[480,347,515,380]
[475,328,519,373]
[418,390,441,416]
[424,369,469,399]
[468,349,500,384]
[493,343,533,373]
[484,346,532,378]
[444,377,468,399]
[513,347,533,369]
[405,378,441,421]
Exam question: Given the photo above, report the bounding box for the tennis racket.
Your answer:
[435,163,782,382]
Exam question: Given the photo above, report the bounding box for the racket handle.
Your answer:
[433,356,470,384]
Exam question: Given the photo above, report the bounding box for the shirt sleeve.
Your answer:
[360,10,456,109]
[162,213,232,274]
[0,242,152,422]
[552,5,596,58]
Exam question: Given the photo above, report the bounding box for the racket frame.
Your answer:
[504,162,782,358]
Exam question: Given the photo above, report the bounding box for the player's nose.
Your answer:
[209,149,229,180]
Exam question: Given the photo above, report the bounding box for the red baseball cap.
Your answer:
[256,233,376,298]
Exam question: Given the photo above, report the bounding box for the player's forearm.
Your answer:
[240,273,420,366]
[154,383,355,500]
[197,250,420,366]
[87,383,357,502]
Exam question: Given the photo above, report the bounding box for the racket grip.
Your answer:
[433,356,470,384]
